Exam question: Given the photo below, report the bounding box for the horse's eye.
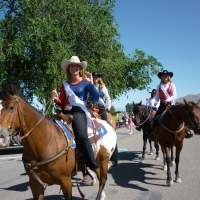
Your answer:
[8,106,14,112]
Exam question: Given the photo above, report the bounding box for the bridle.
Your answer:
[135,106,151,126]
[159,104,198,134]
[7,95,47,142]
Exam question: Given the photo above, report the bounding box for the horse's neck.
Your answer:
[163,105,184,126]
[22,117,67,160]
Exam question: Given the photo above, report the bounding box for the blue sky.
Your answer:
[112,0,200,110]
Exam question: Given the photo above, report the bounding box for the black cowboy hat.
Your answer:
[149,89,157,94]
[158,70,173,79]
[92,71,102,78]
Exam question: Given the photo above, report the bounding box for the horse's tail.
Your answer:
[110,143,118,166]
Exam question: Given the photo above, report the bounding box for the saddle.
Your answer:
[52,109,74,134]
[87,105,101,119]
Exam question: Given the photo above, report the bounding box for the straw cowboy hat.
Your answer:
[158,70,173,79]
[61,56,87,71]
[92,71,102,78]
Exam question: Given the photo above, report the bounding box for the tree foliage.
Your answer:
[0,0,163,108]
[110,105,115,115]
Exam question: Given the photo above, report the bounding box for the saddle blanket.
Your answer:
[88,118,109,144]
[55,118,109,146]
[55,119,76,148]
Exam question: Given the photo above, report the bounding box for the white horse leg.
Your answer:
[100,190,106,200]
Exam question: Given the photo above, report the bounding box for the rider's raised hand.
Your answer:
[84,72,93,84]
[52,89,58,100]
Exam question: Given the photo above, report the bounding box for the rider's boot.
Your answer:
[81,165,96,185]
[184,126,193,139]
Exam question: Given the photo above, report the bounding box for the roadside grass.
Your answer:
[113,116,122,121]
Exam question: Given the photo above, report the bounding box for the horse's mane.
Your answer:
[0,84,49,118]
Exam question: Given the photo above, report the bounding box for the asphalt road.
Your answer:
[0,127,200,200]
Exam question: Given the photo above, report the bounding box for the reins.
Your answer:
[159,107,185,134]
[137,106,151,126]
[11,96,53,142]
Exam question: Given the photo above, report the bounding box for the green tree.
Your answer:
[125,103,133,115]
[0,0,163,108]
[110,105,115,115]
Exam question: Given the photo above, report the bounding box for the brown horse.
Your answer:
[157,99,200,186]
[0,85,117,200]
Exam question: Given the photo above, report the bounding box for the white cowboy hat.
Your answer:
[61,56,87,71]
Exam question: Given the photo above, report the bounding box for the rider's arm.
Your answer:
[54,84,68,108]
[102,86,111,109]
[167,83,177,102]
[87,83,99,101]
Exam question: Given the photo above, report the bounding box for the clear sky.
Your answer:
[112,0,200,110]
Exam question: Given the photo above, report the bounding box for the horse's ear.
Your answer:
[183,99,190,106]
[133,101,135,106]
[196,100,200,107]
[139,100,142,106]
[8,83,15,95]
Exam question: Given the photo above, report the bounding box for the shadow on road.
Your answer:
[108,151,167,191]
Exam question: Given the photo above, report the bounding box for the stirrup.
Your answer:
[81,168,96,186]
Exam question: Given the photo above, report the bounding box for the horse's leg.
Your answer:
[29,177,45,200]
[94,157,109,200]
[60,176,73,200]
[174,142,183,183]
[154,138,160,160]
[110,143,118,166]
[148,140,153,155]
[141,132,147,163]
[170,147,175,167]
[165,147,173,186]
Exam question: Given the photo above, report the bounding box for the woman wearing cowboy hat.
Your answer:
[147,89,160,114]
[148,70,192,140]
[135,89,160,132]
[148,70,176,140]
[89,71,111,122]
[52,56,99,172]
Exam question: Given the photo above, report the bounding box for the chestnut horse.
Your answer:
[132,101,160,162]
[157,100,200,186]
[0,86,117,200]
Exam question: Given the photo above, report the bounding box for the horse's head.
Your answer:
[184,99,200,135]
[0,85,24,147]
[132,101,143,126]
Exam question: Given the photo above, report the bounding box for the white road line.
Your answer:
[0,156,22,160]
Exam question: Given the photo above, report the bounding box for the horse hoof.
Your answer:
[149,152,153,155]
[166,180,174,186]
[175,178,182,183]
[163,165,167,171]
[155,157,160,160]
[140,159,145,163]
[170,161,175,167]
[100,190,106,200]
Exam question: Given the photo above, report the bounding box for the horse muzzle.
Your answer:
[0,127,11,148]
[193,127,200,135]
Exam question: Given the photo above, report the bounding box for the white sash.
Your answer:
[160,83,171,99]
[63,81,93,134]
